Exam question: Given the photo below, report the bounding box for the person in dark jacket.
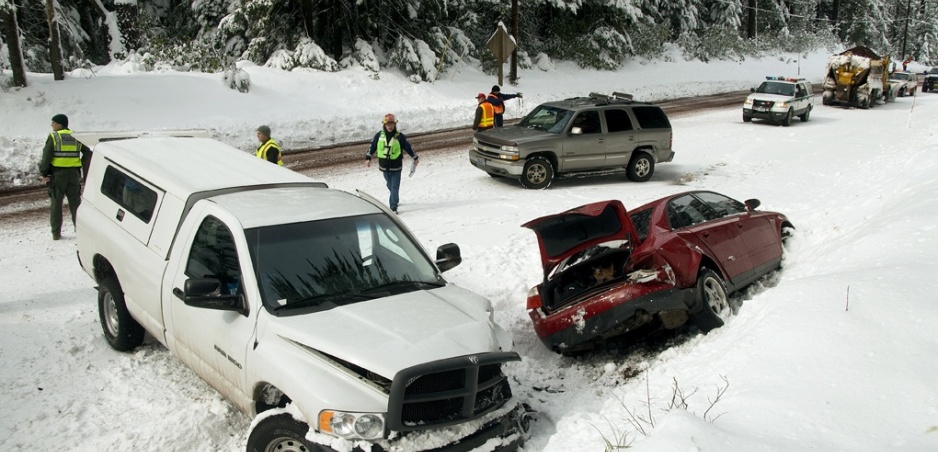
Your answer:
[472,93,495,131]
[38,114,91,240]
[365,113,419,213]
[486,85,523,127]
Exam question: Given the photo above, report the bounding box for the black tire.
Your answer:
[781,109,793,127]
[626,153,655,182]
[689,269,731,332]
[898,88,906,98]
[98,276,145,351]
[742,113,752,123]
[781,223,795,248]
[520,156,553,189]
[247,413,322,452]
[799,105,811,122]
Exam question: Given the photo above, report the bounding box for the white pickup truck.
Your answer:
[75,133,529,451]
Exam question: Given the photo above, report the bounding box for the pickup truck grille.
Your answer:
[386,352,520,431]
[473,140,505,159]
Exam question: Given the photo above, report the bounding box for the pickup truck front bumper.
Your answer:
[468,149,525,177]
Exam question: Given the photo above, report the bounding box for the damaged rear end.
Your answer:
[522,201,694,353]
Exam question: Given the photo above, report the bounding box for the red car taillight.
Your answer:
[526,286,542,310]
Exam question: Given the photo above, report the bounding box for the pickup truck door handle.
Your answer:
[172,288,184,299]
[116,209,125,221]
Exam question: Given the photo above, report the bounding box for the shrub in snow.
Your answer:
[578,26,631,70]
[425,27,475,75]
[534,52,554,71]
[292,38,338,72]
[389,36,438,83]
[223,67,250,93]
[339,39,381,75]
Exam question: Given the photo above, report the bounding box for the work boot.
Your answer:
[52,232,61,241]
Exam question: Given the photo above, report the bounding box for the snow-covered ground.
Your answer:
[2,51,937,451]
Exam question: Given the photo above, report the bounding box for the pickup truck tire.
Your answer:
[98,277,145,351]
[520,156,553,189]
[689,269,731,332]
[247,413,322,452]
[626,153,654,182]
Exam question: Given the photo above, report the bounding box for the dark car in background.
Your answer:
[521,191,793,354]
[923,67,938,92]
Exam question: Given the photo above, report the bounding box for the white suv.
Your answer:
[742,77,814,126]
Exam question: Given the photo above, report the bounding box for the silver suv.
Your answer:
[469,93,675,189]
[888,71,919,97]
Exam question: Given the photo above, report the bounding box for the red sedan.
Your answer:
[522,190,793,354]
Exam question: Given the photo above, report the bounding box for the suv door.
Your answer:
[602,108,639,169]
[561,109,606,171]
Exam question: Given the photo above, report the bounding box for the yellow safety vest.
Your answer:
[50,130,82,168]
[376,132,402,160]
[256,139,284,166]
[479,102,494,129]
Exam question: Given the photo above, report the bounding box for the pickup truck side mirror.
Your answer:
[435,243,462,272]
[183,278,247,315]
[745,199,761,211]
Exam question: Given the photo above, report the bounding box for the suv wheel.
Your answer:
[781,109,793,127]
[799,105,811,122]
[520,156,553,189]
[626,153,655,182]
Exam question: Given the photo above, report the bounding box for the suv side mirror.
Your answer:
[569,126,583,135]
[435,243,462,272]
[183,277,247,315]
[750,87,755,93]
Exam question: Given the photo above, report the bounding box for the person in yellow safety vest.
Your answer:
[472,93,495,131]
[255,125,283,165]
[364,113,419,213]
[38,114,91,241]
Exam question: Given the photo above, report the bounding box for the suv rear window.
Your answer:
[604,109,634,133]
[632,106,671,129]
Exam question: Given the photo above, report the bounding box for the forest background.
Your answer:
[1,0,938,90]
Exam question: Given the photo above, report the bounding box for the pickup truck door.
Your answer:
[561,109,606,171]
[163,203,256,404]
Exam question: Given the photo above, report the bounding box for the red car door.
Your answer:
[669,194,753,283]
[694,192,781,272]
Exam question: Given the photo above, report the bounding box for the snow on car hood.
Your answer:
[522,200,638,277]
[266,285,504,379]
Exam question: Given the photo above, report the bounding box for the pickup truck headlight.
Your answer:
[499,145,520,160]
[319,410,385,440]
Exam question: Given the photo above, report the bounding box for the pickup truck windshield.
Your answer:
[245,213,442,314]
[518,105,574,133]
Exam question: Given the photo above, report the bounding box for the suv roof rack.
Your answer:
[587,92,635,104]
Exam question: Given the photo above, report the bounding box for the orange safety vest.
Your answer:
[488,93,505,114]
[478,102,495,129]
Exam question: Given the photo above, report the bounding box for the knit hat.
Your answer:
[256,125,271,137]
[491,85,501,93]
[51,114,69,128]
[477,93,486,99]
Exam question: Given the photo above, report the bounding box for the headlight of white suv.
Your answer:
[743,98,753,107]
[319,410,385,440]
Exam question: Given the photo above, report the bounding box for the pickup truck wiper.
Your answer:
[360,280,444,296]
[275,293,376,311]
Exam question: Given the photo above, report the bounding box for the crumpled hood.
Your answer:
[266,285,504,379]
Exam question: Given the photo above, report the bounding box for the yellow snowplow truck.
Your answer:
[822,46,891,108]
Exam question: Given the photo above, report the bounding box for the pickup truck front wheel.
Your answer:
[247,413,323,452]
[520,156,553,189]
[98,277,145,351]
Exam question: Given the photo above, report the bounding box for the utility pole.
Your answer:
[509,0,518,85]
